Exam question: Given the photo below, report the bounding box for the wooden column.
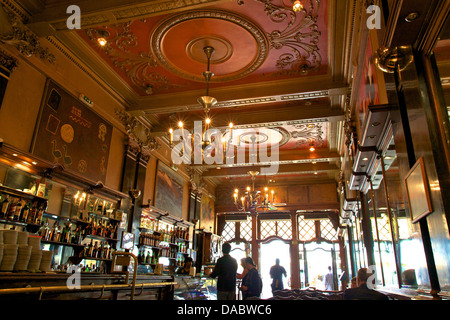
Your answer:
[251,212,259,268]
[290,210,301,289]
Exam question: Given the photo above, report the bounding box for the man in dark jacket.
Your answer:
[208,243,238,300]
[343,268,389,300]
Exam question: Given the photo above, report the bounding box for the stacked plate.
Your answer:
[14,245,32,271]
[0,244,18,271]
[3,230,18,244]
[39,250,53,272]
[17,231,29,245]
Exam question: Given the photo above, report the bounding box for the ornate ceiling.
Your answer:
[20,0,356,187]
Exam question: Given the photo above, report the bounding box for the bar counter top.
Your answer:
[0,271,175,300]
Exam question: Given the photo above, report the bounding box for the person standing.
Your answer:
[269,258,287,293]
[207,243,238,300]
[324,266,334,291]
[240,257,262,300]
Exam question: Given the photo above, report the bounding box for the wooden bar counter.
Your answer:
[0,272,175,300]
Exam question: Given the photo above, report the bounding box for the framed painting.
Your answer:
[31,79,113,183]
[404,157,433,224]
[154,161,184,218]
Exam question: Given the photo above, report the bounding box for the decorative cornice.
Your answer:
[0,4,55,63]
[115,108,161,155]
[0,47,18,72]
[48,0,230,31]
[0,0,30,23]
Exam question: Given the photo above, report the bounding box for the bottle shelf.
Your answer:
[41,239,84,249]
[0,185,47,202]
[85,234,118,242]
[0,217,43,233]
[42,212,89,225]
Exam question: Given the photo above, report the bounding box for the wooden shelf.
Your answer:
[0,185,47,202]
[85,234,118,242]
[0,217,42,233]
[41,239,84,249]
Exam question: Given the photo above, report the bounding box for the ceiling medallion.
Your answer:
[151,9,269,82]
[256,0,322,75]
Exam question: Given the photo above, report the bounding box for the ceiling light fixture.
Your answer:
[309,140,316,152]
[97,38,107,46]
[293,0,303,12]
[168,47,234,162]
[233,171,279,212]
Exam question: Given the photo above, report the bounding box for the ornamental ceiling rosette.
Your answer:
[78,0,326,96]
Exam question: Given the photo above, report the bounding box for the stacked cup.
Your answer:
[17,231,29,245]
[39,250,53,272]
[28,236,42,272]
[0,230,19,271]
[14,245,32,271]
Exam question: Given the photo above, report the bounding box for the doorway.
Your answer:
[302,242,339,290]
[260,240,291,298]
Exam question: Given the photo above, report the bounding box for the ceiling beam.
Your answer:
[130,78,349,114]
[202,162,339,178]
[149,102,345,133]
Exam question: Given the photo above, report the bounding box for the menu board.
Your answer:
[31,79,112,183]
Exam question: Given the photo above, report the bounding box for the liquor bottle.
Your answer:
[7,197,17,220]
[72,227,81,244]
[43,219,51,240]
[105,243,111,260]
[20,201,30,222]
[27,201,38,224]
[92,242,98,258]
[0,194,9,218]
[51,223,61,242]
[13,199,23,221]
[87,239,94,257]
[35,204,45,225]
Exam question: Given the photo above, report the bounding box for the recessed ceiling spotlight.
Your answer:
[97,37,107,46]
[405,12,420,22]
[293,0,303,12]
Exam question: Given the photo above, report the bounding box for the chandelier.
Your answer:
[233,170,278,212]
[168,46,234,163]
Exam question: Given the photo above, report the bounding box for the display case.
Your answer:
[0,142,129,273]
[173,276,217,300]
[137,205,193,275]
[194,230,223,273]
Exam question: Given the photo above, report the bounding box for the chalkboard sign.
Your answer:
[31,79,113,183]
